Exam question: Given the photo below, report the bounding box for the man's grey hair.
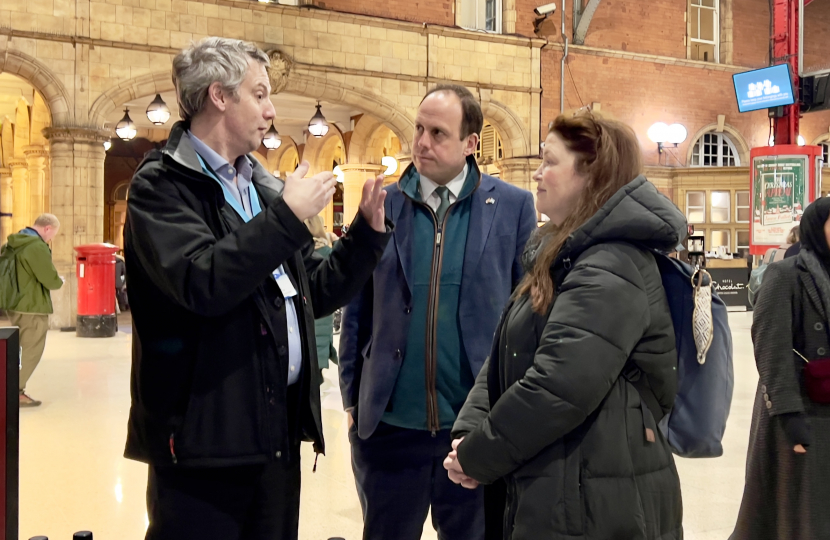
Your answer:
[33,213,60,228]
[172,37,270,121]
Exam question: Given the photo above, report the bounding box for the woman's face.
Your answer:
[533,132,588,226]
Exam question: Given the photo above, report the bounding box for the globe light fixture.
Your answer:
[103,140,112,151]
[666,124,688,145]
[145,94,171,125]
[648,122,687,154]
[333,165,344,183]
[308,102,329,138]
[115,108,137,141]
[262,122,282,150]
[647,122,669,145]
[381,156,398,176]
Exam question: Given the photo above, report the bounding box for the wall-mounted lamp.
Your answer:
[648,122,687,154]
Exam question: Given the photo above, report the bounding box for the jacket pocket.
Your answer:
[510,441,584,538]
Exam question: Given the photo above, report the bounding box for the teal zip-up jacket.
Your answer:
[340,155,538,439]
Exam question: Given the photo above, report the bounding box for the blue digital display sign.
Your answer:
[733,64,795,113]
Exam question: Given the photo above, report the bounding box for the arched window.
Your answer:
[112,182,130,202]
[476,122,504,164]
[691,131,740,167]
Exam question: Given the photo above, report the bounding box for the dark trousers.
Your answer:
[146,386,303,540]
[351,422,485,540]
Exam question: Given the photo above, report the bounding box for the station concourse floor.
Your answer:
[13,312,756,540]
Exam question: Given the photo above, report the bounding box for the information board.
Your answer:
[752,154,809,246]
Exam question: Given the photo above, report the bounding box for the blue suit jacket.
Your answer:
[339,169,537,439]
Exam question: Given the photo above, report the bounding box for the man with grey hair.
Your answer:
[123,37,391,540]
[2,213,63,407]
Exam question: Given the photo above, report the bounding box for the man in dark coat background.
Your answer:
[124,37,391,540]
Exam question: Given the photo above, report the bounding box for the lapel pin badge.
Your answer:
[486,198,495,205]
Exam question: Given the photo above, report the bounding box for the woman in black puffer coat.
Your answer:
[444,113,685,540]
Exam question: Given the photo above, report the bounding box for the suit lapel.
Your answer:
[392,193,414,293]
[464,176,498,274]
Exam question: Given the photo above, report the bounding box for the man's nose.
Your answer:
[264,100,276,120]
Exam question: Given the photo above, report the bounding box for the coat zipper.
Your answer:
[424,204,452,436]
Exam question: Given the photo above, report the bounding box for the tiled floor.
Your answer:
[15,312,757,540]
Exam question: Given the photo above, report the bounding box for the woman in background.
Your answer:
[305,215,339,378]
[731,198,830,540]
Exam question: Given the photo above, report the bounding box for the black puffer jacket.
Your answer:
[453,176,686,540]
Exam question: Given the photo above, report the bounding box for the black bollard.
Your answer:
[73,533,93,540]
[29,537,48,540]
[327,538,346,540]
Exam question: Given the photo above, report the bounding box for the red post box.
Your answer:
[74,243,119,338]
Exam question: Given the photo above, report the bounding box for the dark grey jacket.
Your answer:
[731,252,830,540]
[453,176,685,540]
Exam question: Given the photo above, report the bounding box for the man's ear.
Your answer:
[462,132,479,157]
[206,81,228,112]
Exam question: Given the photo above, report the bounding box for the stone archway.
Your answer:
[88,70,416,156]
[0,49,73,126]
[482,99,531,159]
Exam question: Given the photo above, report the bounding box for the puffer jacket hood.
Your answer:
[524,176,687,272]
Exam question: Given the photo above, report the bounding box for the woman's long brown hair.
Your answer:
[516,112,644,314]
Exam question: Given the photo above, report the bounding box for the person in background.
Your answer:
[784,224,801,259]
[445,113,684,539]
[731,197,830,540]
[115,251,128,312]
[4,213,64,407]
[305,215,339,378]
[339,83,536,540]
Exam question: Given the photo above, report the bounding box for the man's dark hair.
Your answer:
[421,84,484,140]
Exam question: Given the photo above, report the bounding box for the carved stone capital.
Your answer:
[43,126,112,145]
[23,145,49,158]
[266,50,294,95]
[7,158,28,170]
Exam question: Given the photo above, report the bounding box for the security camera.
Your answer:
[534,3,556,15]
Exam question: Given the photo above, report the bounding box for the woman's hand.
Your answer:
[444,438,480,489]
[794,444,807,454]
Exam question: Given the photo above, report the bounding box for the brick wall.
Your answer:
[542,47,830,163]
[312,0,454,27]
[803,0,830,74]
[574,0,685,57]
[731,0,770,68]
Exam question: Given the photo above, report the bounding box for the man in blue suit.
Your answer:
[339,84,537,540]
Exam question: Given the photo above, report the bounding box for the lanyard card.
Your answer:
[273,267,298,298]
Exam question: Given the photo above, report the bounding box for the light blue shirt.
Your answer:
[188,131,303,386]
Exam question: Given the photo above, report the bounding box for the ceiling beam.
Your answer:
[574,0,602,45]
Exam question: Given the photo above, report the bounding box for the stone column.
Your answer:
[495,157,541,194]
[24,145,49,221]
[339,164,386,227]
[0,168,12,242]
[9,158,29,234]
[43,127,110,330]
